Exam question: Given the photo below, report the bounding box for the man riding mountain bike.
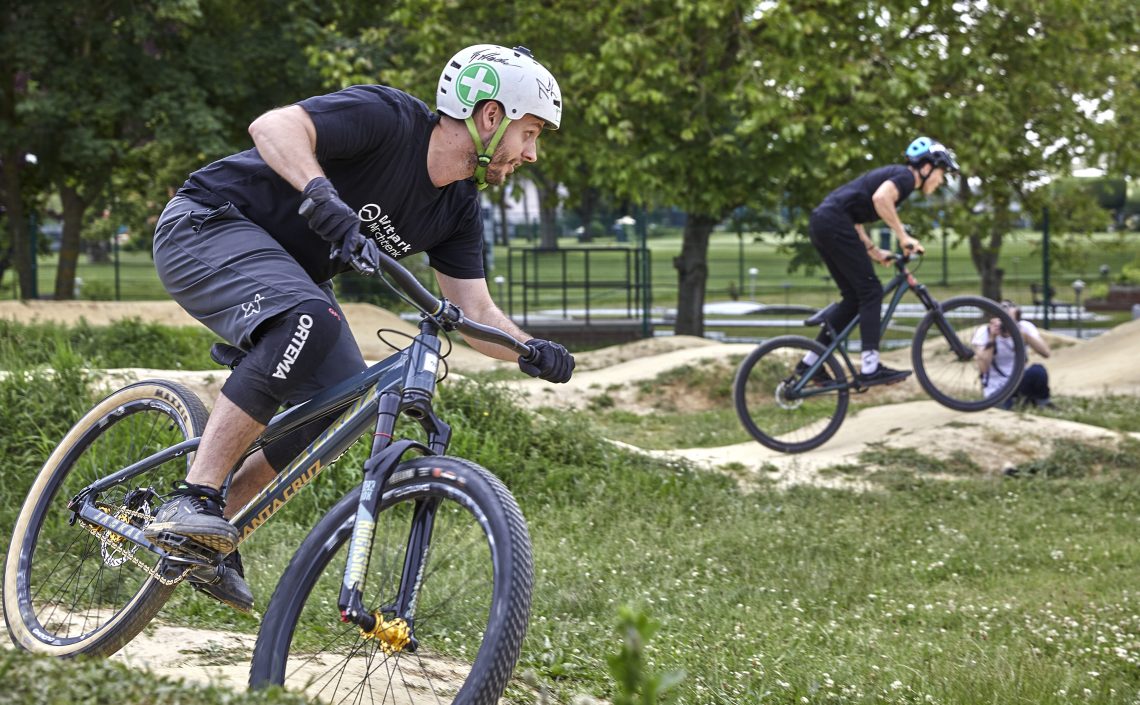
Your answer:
[801,136,960,386]
[145,44,574,613]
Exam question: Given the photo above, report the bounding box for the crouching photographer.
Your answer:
[972,299,1053,409]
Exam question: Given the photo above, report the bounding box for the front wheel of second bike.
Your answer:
[733,336,850,453]
[912,295,1025,412]
[249,455,533,705]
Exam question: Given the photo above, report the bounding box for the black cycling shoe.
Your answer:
[143,482,239,556]
[189,551,253,613]
[857,364,911,387]
[794,361,834,386]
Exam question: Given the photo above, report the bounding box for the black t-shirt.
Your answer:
[816,165,916,224]
[179,85,484,283]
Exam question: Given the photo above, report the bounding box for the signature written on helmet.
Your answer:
[469,49,513,65]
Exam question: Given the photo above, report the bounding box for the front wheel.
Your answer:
[732,336,849,453]
[249,455,534,705]
[3,379,208,657]
[912,296,1025,411]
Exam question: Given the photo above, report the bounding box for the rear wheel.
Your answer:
[733,336,849,453]
[912,296,1025,411]
[3,379,208,657]
[250,455,533,705]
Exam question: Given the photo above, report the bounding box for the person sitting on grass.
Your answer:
[972,299,1053,409]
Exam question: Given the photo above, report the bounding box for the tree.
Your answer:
[1,0,323,300]
[911,0,1140,300]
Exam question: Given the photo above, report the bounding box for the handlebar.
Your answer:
[299,197,536,363]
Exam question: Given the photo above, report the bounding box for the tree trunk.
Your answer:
[1,151,33,298]
[970,232,1004,301]
[497,194,509,246]
[968,190,1010,302]
[575,186,598,243]
[55,182,89,299]
[535,175,560,250]
[672,212,719,336]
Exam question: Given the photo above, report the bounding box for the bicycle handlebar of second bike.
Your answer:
[299,197,538,364]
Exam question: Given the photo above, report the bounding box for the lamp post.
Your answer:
[748,267,758,301]
[1072,278,1085,339]
[25,153,39,300]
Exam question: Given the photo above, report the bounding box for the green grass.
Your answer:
[0,647,307,704]
[0,318,223,370]
[5,328,1140,703]
[9,229,1136,318]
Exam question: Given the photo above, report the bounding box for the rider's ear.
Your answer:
[474,100,502,130]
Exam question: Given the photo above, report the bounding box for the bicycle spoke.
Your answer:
[734,337,849,453]
[255,459,530,705]
[913,297,1024,411]
[6,381,207,657]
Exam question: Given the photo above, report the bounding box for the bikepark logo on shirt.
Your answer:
[358,203,411,259]
[456,63,501,107]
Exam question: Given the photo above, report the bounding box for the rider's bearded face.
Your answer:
[483,116,543,186]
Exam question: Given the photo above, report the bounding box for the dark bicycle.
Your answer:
[4,244,536,704]
[732,250,1025,453]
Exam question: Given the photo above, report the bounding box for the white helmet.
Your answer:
[437,44,562,129]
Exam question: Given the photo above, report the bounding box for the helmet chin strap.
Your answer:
[465,116,512,190]
[915,163,934,192]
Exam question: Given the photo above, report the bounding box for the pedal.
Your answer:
[148,531,226,561]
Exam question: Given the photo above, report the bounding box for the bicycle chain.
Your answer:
[80,504,192,587]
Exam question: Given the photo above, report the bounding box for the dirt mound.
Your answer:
[6,300,1138,490]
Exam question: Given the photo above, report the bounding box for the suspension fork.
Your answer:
[338,389,428,630]
[913,283,974,360]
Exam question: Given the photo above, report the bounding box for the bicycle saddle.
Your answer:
[210,342,247,370]
[804,303,838,327]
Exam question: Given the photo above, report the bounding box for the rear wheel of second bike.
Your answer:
[249,455,534,705]
[912,295,1025,411]
[3,379,208,657]
[733,336,849,453]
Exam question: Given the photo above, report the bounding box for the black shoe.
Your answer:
[857,364,911,387]
[189,551,254,613]
[794,361,833,386]
[143,482,239,556]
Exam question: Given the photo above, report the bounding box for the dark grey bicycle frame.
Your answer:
[789,260,966,399]
[73,332,438,561]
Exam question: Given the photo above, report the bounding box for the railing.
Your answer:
[503,247,651,330]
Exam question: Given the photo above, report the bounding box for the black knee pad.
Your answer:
[221,299,344,424]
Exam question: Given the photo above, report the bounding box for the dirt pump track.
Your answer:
[3,299,1140,688]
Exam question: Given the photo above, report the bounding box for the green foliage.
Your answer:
[859,443,984,477]
[0,347,94,520]
[0,648,306,705]
[606,606,685,705]
[7,326,1140,702]
[0,318,222,370]
[1010,437,1140,479]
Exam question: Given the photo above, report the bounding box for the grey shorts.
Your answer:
[153,195,366,404]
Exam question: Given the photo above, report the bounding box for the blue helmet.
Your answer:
[906,137,959,173]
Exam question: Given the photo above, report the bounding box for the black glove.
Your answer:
[299,177,376,272]
[519,339,574,383]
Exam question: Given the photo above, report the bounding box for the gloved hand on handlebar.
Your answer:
[300,177,380,274]
[519,339,575,384]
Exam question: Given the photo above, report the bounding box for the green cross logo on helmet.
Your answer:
[456,63,501,107]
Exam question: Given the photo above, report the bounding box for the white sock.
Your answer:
[861,349,879,374]
[802,351,820,366]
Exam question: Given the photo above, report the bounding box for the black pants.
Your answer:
[809,209,884,352]
[1000,363,1051,409]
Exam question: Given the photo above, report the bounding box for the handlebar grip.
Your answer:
[298,197,315,218]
